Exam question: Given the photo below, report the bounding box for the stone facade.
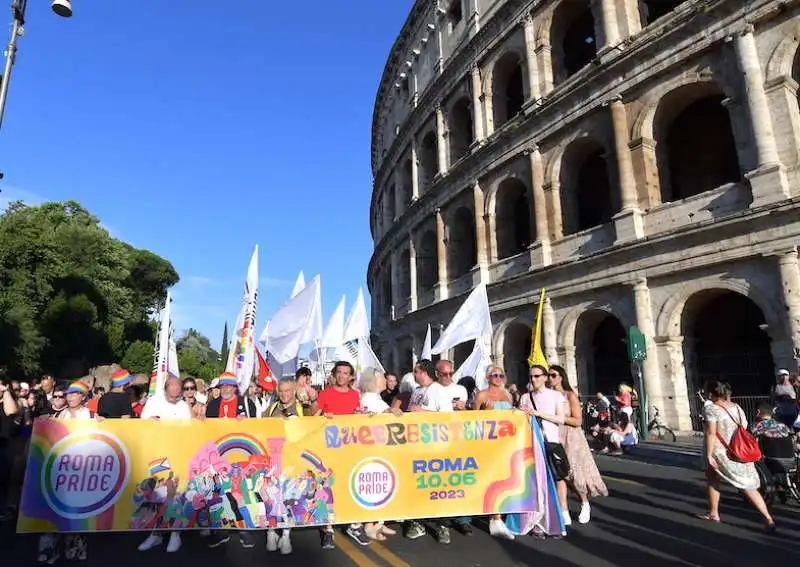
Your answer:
[368,0,800,432]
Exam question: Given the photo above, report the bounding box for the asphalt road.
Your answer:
[4,453,799,567]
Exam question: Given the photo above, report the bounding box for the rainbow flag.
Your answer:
[148,458,172,477]
[505,417,564,537]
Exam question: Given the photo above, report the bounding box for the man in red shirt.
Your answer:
[313,361,371,548]
[315,361,360,417]
[204,372,258,549]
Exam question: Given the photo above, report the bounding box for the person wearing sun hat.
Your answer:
[203,372,258,550]
[98,369,136,419]
[36,379,95,563]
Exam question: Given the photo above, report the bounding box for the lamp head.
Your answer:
[51,0,72,17]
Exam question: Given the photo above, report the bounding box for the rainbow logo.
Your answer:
[349,457,397,510]
[41,431,130,520]
[483,447,537,514]
[215,433,267,463]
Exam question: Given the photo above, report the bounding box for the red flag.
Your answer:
[256,347,275,392]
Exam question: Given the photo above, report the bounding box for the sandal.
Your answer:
[696,513,720,522]
[379,524,397,536]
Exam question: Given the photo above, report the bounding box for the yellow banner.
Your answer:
[18,411,545,533]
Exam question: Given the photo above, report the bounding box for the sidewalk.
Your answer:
[601,435,704,469]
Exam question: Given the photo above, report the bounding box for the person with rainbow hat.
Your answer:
[37,379,94,563]
[98,368,136,418]
[203,371,257,550]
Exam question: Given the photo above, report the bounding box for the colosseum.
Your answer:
[367,0,800,431]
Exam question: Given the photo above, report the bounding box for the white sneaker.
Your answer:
[166,532,181,553]
[138,534,163,551]
[561,510,572,527]
[278,534,292,555]
[266,530,279,552]
[578,502,591,524]
[489,519,515,540]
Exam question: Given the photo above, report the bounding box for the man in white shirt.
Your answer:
[434,360,473,536]
[138,376,191,553]
[408,360,454,414]
[406,360,452,545]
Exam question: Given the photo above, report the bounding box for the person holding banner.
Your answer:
[519,365,571,531]
[314,361,372,548]
[36,380,94,563]
[474,366,516,540]
[405,359,454,545]
[203,372,258,549]
[264,377,300,555]
[138,375,191,553]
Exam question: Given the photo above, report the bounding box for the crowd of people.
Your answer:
[3,361,794,562]
[0,359,613,563]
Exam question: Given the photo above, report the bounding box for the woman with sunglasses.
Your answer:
[182,377,206,419]
[547,365,606,524]
[474,367,517,540]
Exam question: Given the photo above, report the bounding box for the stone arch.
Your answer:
[765,21,800,82]
[639,0,685,26]
[490,177,533,259]
[656,279,783,340]
[631,74,737,144]
[448,96,474,164]
[488,51,526,129]
[678,289,777,396]
[397,248,411,305]
[573,309,631,394]
[447,206,477,279]
[503,320,533,389]
[554,136,615,235]
[418,130,438,194]
[550,0,597,85]
[416,229,438,293]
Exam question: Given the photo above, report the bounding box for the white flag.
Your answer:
[432,283,492,355]
[343,288,370,343]
[149,291,174,399]
[359,339,385,375]
[226,246,259,393]
[453,341,492,390]
[321,295,346,349]
[291,271,306,298]
[263,275,322,363]
[420,324,432,360]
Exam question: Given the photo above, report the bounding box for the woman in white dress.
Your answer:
[699,380,775,533]
[358,368,402,541]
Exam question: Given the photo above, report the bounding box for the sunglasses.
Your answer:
[183,386,196,391]
[52,394,65,399]
[548,372,560,378]
[529,373,545,378]
[490,372,505,378]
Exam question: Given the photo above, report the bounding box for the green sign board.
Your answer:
[628,326,646,362]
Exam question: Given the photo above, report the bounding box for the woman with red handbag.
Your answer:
[699,380,776,533]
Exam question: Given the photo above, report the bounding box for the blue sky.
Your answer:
[0,0,413,349]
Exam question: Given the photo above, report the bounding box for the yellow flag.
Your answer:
[527,289,548,369]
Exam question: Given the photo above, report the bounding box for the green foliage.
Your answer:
[121,340,155,375]
[176,328,220,380]
[219,322,229,373]
[0,200,179,380]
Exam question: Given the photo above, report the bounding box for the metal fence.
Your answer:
[577,394,772,434]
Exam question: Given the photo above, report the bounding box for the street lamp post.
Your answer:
[0,0,72,131]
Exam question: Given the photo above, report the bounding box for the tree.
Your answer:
[121,340,154,375]
[0,200,179,380]
[219,322,229,372]
[176,328,219,378]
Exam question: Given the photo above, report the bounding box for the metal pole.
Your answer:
[0,0,26,131]
[634,361,649,441]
